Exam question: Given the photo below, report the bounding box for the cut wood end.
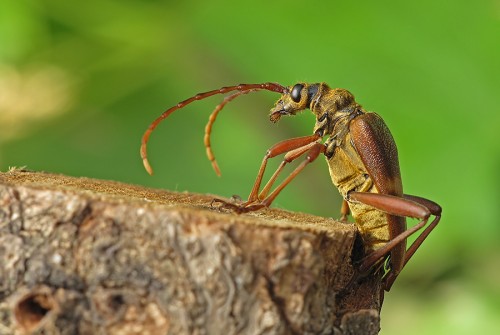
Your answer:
[0,169,383,334]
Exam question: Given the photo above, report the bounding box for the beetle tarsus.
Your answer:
[210,198,267,214]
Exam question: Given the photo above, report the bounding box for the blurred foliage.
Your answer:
[0,0,499,333]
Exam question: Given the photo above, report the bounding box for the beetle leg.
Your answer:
[340,200,350,222]
[347,192,441,290]
[243,134,321,204]
[256,143,324,208]
[240,142,325,212]
[213,139,324,213]
[258,140,321,200]
[400,194,441,266]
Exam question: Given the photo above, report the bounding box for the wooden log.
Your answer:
[0,169,382,334]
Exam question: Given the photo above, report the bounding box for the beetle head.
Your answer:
[270,83,320,122]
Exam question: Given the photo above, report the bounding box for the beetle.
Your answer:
[140,82,442,291]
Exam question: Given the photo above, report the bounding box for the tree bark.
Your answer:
[0,169,382,335]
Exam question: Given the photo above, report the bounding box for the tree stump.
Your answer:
[0,169,382,335]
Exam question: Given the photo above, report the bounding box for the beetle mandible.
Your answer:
[140,82,442,291]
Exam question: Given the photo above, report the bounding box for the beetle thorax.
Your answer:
[310,86,356,115]
[311,87,362,137]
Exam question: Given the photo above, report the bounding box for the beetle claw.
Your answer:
[210,198,243,213]
[210,198,265,214]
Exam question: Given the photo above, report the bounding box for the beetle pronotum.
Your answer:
[140,82,441,291]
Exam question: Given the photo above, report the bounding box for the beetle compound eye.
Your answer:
[291,84,304,103]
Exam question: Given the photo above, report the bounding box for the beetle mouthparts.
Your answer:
[269,108,290,123]
[269,110,284,123]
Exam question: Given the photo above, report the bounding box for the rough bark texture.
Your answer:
[0,169,382,335]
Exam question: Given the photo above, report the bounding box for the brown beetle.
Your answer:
[140,82,441,291]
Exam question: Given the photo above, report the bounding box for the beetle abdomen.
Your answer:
[349,196,392,250]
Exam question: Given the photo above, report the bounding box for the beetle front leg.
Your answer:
[348,192,441,290]
[213,135,323,213]
[245,134,321,204]
[257,140,322,200]
[252,142,325,210]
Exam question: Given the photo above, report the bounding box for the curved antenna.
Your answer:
[141,83,286,175]
[204,89,258,176]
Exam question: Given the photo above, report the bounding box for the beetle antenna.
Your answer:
[204,89,258,176]
[141,83,286,175]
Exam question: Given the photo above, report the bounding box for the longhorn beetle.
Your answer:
[140,82,442,291]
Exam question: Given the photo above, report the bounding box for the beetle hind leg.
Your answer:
[348,191,441,291]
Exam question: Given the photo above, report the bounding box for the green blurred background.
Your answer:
[1,0,499,333]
